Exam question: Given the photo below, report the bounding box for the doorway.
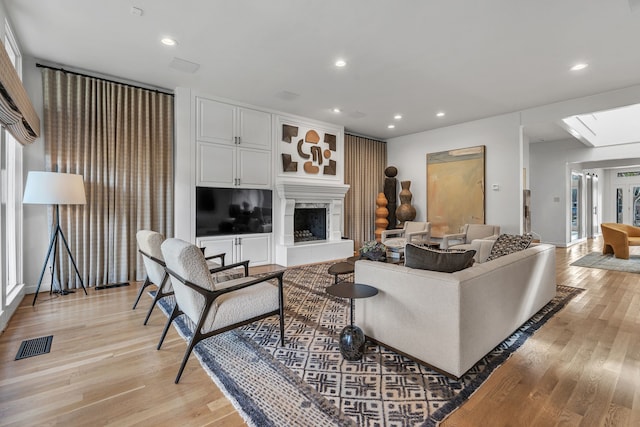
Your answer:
[616,183,640,226]
[570,171,584,242]
[585,174,599,238]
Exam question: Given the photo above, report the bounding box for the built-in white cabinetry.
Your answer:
[196,97,272,188]
[197,234,272,266]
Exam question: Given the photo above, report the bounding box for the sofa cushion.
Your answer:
[486,233,533,261]
[404,244,476,273]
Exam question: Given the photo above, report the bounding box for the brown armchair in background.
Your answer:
[600,223,640,259]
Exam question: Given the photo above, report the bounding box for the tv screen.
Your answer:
[196,187,273,237]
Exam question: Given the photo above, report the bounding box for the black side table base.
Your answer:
[339,325,366,361]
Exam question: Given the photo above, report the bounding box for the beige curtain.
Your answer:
[344,134,387,250]
[41,68,174,288]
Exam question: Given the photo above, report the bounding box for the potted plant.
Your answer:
[359,240,387,261]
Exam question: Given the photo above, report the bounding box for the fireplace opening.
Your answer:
[294,208,327,242]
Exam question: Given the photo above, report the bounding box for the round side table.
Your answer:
[327,262,355,285]
[325,282,378,361]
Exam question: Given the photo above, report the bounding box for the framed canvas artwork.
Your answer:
[426,145,485,237]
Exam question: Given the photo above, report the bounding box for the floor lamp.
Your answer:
[23,171,88,305]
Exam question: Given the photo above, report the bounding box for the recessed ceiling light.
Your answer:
[387,124,395,129]
[570,63,588,71]
[335,59,346,67]
[436,112,445,117]
[394,114,402,120]
[332,108,341,113]
[161,37,177,46]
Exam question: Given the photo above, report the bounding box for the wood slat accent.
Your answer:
[1,241,639,426]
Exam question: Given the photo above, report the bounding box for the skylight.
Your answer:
[562,103,640,147]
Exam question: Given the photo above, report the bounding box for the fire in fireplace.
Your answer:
[293,207,327,242]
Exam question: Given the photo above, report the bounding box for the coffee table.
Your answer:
[325,282,378,361]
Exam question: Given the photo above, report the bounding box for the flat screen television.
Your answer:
[196,187,273,237]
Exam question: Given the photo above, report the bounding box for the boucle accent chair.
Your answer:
[158,238,285,383]
[135,230,171,325]
[601,223,640,259]
[135,230,227,325]
[381,221,431,251]
[441,224,500,250]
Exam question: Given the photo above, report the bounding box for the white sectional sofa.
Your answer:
[354,241,556,379]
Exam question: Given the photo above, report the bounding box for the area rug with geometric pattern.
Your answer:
[156,262,583,427]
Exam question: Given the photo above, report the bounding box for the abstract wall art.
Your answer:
[279,120,340,178]
[426,145,485,237]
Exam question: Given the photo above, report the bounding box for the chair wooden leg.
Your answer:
[157,304,181,350]
[278,275,285,347]
[175,335,200,384]
[175,305,212,383]
[144,274,170,325]
[132,276,151,309]
[144,291,162,325]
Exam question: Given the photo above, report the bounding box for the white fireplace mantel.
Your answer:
[275,181,350,200]
[275,180,353,266]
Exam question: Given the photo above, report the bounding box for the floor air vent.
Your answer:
[15,335,53,360]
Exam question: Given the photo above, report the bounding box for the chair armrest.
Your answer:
[623,225,640,238]
[407,230,430,244]
[381,229,404,242]
[441,233,465,249]
[205,252,225,266]
[166,268,284,300]
[209,260,250,276]
[213,270,285,296]
[139,249,166,267]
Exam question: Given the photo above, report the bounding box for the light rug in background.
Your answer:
[157,263,582,426]
[571,252,640,273]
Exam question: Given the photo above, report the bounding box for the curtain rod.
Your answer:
[36,63,174,96]
[345,132,386,143]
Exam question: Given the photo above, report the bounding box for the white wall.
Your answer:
[386,112,524,234]
[21,55,50,292]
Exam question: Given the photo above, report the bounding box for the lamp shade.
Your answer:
[23,171,87,205]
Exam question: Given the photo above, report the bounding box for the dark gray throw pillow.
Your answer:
[404,244,476,273]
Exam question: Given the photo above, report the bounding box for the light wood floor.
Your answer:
[1,238,638,426]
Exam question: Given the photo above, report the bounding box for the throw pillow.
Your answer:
[404,244,476,273]
[486,233,533,261]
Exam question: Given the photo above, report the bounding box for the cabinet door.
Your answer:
[196,97,235,145]
[238,108,271,150]
[197,142,236,187]
[238,234,271,265]
[237,148,272,188]
[197,236,236,263]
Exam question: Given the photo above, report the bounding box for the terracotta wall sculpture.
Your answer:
[280,123,338,176]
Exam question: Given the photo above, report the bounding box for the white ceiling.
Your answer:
[4,0,640,141]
